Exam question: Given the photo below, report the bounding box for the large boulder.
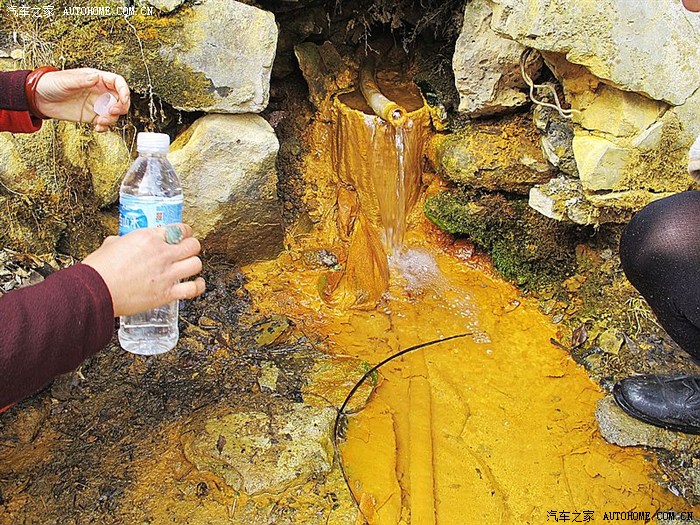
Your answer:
[169,114,284,264]
[453,0,542,117]
[449,0,700,224]
[543,53,693,194]
[61,1,277,114]
[158,1,277,112]
[489,0,700,106]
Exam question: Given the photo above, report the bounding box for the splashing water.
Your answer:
[389,247,490,342]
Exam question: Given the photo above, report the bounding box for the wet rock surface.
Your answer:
[433,113,552,194]
[596,396,700,452]
[597,396,700,503]
[182,404,335,495]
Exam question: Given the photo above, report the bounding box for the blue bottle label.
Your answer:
[119,194,183,236]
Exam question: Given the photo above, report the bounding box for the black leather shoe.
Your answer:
[613,375,700,434]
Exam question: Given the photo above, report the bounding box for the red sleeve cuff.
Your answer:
[0,70,31,110]
[0,109,42,133]
[65,263,116,349]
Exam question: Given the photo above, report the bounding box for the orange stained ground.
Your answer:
[241,94,698,522]
[245,229,697,524]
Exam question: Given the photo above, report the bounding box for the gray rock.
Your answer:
[533,105,577,177]
[596,396,700,452]
[528,177,596,224]
[529,177,677,226]
[55,1,277,114]
[453,0,542,116]
[490,0,700,106]
[159,0,277,113]
[169,114,284,264]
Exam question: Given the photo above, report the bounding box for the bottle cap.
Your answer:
[137,132,170,154]
[93,92,116,116]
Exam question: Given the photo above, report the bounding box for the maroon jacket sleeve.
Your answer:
[0,70,42,133]
[0,263,115,407]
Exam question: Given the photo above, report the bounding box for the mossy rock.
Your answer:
[424,190,582,289]
[432,113,552,195]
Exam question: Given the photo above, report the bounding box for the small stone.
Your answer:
[255,315,290,346]
[301,249,339,269]
[258,361,280,392]
[597,330,624,355]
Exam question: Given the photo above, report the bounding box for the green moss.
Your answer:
[424,190,581,290]
[57,10,217,112]
[0,120,109,256]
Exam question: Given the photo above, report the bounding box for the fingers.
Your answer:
[170,256,203,281]
[98,71,131,109]
[81,70,100,88]
[171,277,206,300]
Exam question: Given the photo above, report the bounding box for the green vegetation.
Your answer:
[424,189,581,289]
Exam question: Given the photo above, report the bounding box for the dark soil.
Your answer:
[0,263,333,524]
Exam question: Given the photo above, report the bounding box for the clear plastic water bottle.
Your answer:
[118,132,183,355]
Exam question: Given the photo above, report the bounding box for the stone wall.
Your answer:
[451,0,700,226]
[0,0,283,263]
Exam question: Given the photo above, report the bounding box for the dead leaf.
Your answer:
[571,324,588,349]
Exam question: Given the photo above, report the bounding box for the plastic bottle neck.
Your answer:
[138,150,168,158]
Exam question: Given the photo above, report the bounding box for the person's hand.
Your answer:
[82,224,205,317]
[34,68,130,132]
